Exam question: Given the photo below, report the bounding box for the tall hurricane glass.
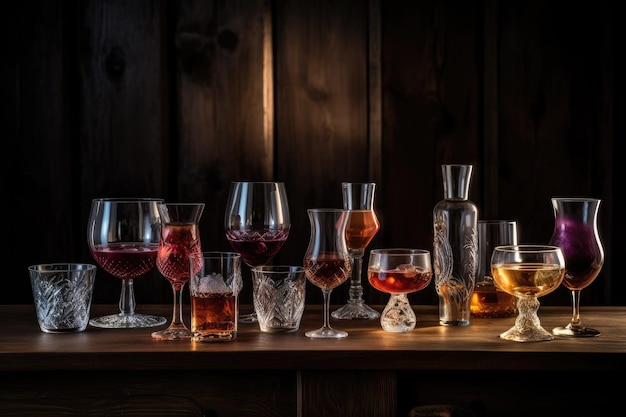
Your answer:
[549,198,604,337]
[332,182,381,320]
[87,198,167,328]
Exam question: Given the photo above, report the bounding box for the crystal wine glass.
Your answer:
[549,197,604,337]
[152,203,204,340]
[87,198,167,328]
[491,245,565,342]
[367,249,433,332]
[224,181,290,323]
[332,182,381,320]
[303,209,352,338]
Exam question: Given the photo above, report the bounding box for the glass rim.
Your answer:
[230,181,285,185]
[251,265,304,273]
[28,263,97,272]
[192,251,241,259]
[370,248,430,255]
[307,208,349,213]
[91,197,164,202]
[478,219,517,225]
[157,202,205,207]
[493,245,561,253]
[341,181,376,185]
[551,197,601,203]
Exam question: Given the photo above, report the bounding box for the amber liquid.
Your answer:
[345,210,380,253]
[470,284,517,318]
[191,292,237,340]
[368,268,432,294]
[491,263,564,297]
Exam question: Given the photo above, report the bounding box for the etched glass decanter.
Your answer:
[433,164,478,326]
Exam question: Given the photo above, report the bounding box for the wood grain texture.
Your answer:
[1,304,624,416]
[380,1,481,306]
[496,1,613,307]
[7,0,618,310]
[77,0,170,303]
[273,0,371,305]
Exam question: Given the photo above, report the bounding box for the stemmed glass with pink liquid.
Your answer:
[304,209,352,338]
[224,182,290,323]
[87,198,167,329]
[152,203,204,340]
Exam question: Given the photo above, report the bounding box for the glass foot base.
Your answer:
[332,300,380,320]
[500,324,554,342]
[238,312,258,323]
[89,313,167,329]
[553,326,600,337]
[151,326,193,340]
[305,326,348,339]
[380,294,415,332]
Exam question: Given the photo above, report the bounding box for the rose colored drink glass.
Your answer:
[303,209,352,339]
[368,249,432,332]
[152,203,204,340]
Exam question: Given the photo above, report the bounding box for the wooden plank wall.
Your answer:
[6,0,618,308]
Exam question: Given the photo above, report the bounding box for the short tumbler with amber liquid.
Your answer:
[470,220,518,318]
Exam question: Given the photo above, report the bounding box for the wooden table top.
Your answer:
[1,304,625,372]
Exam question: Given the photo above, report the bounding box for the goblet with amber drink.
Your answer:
[491,245,565,342]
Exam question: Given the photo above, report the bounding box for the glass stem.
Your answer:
[322,288,332,328]
[118,279,136,316]
[348,256,365,302]
[569,289,583,328]
[170,282,186,327]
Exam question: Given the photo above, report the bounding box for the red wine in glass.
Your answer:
[224,181,291,323]
[225,230,289,267]
[87,198,167,329]
[91,243,158,279]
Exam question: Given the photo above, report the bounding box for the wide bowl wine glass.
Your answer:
[152,203,204,340]
[367,249,433,332]
[224,181,290,323]
[303,209,352,339]
[491,245,565,342]
[549,197,604,337]
[332,182,381,320]
[87,198,167,328]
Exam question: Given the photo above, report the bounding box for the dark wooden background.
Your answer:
[5,0,619,309]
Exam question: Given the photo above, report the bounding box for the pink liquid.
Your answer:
[226,229,289,267]
[157,224,202,284]
[91,243,158,279]
[304,255,351,289]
